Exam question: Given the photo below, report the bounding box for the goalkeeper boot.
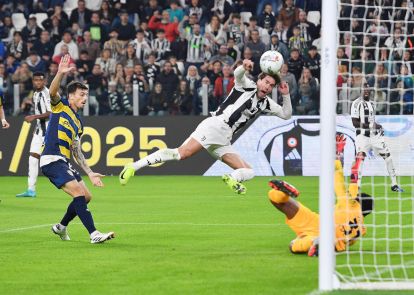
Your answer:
[16,189,36,198]
[51,223,70,241]
[90,231,115,244]
[119,163,135,185]
[391,185,404,192]
[268,180,300,198]
[222,174,246,195]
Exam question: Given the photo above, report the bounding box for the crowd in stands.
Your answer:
[0,0,325,116]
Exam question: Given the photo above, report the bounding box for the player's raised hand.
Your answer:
[88,172,105,187]
[336,133,346,155]
[58,54,75,74]
[242,59,253,71]
[278,81,290,95]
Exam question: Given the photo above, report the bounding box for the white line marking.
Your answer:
[0,222,283,234]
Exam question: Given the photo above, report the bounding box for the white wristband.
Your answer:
[1,119,6,125]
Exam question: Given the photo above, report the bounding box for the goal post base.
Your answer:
[337,282,414,290]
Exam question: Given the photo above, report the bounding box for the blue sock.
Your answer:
[72,196,96,234]
[60,200,77,226]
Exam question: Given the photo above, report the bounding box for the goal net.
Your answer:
[320,0,414,290]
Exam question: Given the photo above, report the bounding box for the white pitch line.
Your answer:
[0,222,283,234]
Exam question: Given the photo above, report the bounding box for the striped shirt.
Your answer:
[186,34,206,63]
[351,97,376,137]
[33,87,52,137]
[151,38,170,61]
[129,39,151,64]
[211,66,292,134]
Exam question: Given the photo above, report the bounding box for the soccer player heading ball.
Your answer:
[267,134,373,256]
[120,58,292,194]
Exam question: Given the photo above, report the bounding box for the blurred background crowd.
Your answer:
[5,0,412,117]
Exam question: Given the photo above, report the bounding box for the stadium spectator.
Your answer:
[304,45,320,80]
[210,45,234,66]
[21,15,42,47]
[0,40,5,61]
[167,1,185,23]
[112,10,136,42]
[172,79,192,115]
[49,4,69,28]
[206,60,222,86]
[6,54,19,75]
[86,64,108,115]
[78,31,101,62]
[1,16,15,44]
[257,0,280,17]
[168,55,184,78]
[296,67,319,115]
[109,81,127,115]
[288,26,307,56]
[246,29,266,68]
[11,62,32,98]
[287,48,304,81]
[185,23,210,69]
[279,63,298,107]
[45,62,58,86]
[227,38,241,62]
[26,51,47,73]
[130,29,151,65]
[245,16,270,46]
[185,65,202,114]
[185,0,207,26]
[396,64,414,114]
[52,44,75,65]
[348,66,364,102]
[144,52,160,91]
[32,31,54,63]
[267,34,289,62]
[99,0,115,29]
[205,15,227,55]
[95,48,116,78]
[156,61,179,101]
[139,21,154,42]
[69,0,92,30]
[288,10,318,47]
[170,31,188,62]
[76,50,94,80]
[104,29,125,60]
[42,15,65,45]
[147,82,168,116]
[258,3,277,33]
[111,63,126,91]
[224,13,244,51]
[142,0,163,22]
[151,29,171,62]
[213,64,234,106]
[209,0,232,23]
[8,32,26,61]
[119,44,140,68]
[242,47,260,75]
[197,75,215,112]
[53,30,79,60]
[149,10,179,43]
[337,47,350,74]
[84,12,107,44]
[277,0,300,29]
[394,50,414,75]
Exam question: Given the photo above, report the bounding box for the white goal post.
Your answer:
[319,0,414,291]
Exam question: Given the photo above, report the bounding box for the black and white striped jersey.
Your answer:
[186,34,207,63]
[211,66,292,134]
[151,38,170,61]
[129,39,151,64]
[350,97,375,137]
[33,87,51,136]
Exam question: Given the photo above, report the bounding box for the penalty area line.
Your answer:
[0,222,282,234]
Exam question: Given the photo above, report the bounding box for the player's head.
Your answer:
[67,81,89,110]
[257,72,281,98]
[356,193,374,217]
[362,82,372,100]
[32,72,45,91]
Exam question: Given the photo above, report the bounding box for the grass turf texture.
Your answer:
[0,176,412,295]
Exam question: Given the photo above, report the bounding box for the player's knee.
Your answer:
[380,153,390,160]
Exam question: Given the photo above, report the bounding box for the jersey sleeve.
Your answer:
[44,92,52,112]
[334,160,347,208]
[51,99,64,113]
[262,95,292,119]
[233,65,256,90]
[350,100,360,119]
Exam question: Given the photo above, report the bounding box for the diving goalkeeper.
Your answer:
[267,134,373,256]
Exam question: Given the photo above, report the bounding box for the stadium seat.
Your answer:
[63,0,78,18]
[240,12,252,25]
[35,13,48,30]
[11,13,26,31]
[307,11,321,26]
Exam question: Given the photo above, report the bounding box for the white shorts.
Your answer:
[30,132,44,155]
[190,116,237,159]
[355,133,390,156]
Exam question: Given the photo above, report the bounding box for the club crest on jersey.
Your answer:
[287,137,298,148]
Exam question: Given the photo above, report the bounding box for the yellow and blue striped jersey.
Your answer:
[41,98,83,160]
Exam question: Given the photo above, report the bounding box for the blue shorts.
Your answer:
[41,160,82,188]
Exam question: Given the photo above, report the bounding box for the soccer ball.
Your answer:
[260,50,284,75]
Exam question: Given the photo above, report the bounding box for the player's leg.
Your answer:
[16,133,43,197]
[268,189,299,218]
[220,152,254,194]
[351,134,369,187]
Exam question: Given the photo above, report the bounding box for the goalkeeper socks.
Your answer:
[384,156,398,186]
[60,200,77,226]
[132,148,181,170]
[230,168,254,182]
[72,196,96,234]
[268,190,289,204]
[351,155,364,185]
[28,155,39,191]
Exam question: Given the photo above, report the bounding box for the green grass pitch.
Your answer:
[0,175,413,295]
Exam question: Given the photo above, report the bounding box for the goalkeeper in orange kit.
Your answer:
[267,134,373,256]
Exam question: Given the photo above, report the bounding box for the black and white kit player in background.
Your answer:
[120,59,292,194]
[350,82,404,192]
[16,72,52,198]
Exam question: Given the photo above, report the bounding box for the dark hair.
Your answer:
[33,72,45,78]
[67,81,88,96]
[258,72,281,85]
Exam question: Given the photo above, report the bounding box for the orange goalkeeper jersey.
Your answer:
[333,160,366,252]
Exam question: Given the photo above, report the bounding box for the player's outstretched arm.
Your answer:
[72,139,105,187]
[49,54,75,105]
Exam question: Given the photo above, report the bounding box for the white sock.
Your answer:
[90,230,99,238]
[385,156,397,186]
[230,168,255,182]
[132,148,181,171]
[59,223,66,230]
[28,156,39,191]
